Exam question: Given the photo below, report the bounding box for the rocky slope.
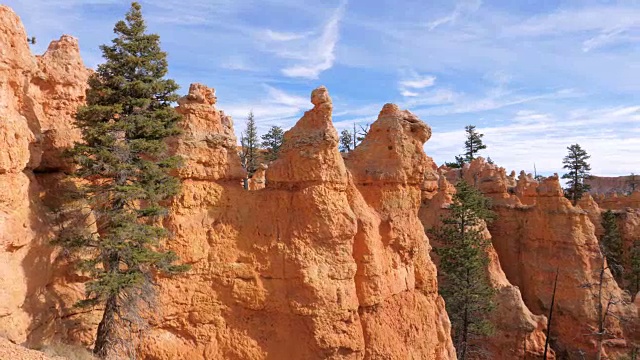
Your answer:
[587,175,638,195]
[420,173,553,359]
[455,159,640,359]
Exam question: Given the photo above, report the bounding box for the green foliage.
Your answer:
[55,2,188,357]
[628,173,639,194]
[338,124,369,153]
[339,129,352,152]
[601,210,623,283]
[463,125,486,162]
[240,111,260,176]
[561,143,592,205]
[429,180,496,359]
[260,125,284,162]
[627,241,640,301]
[445,155,466,169]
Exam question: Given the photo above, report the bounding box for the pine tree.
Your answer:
[430,180,496,359]
[55,3,188,358]
[561,144,592,205]
[629,173,639,194]
[463,125,487,162]
[445,155,465,169]
[627,241,640,302]
[261,125,284,162]
[239,111,260,176]
[601,210,623,284]
[339,129,352,152]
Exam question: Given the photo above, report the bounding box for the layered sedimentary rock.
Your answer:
[136,86,455,359]
[420,171,552,359]
[0,5,93,346]
[595,191,640,210]
[345,104,454,359]
[587,175,638,196]
[457,158,640,359]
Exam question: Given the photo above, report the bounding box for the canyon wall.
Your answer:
[0,5,96,346]
[587,175,638,196]
[419,173,552,359]
[456,159,640,359]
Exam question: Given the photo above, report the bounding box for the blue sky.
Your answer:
[5,0,640,176]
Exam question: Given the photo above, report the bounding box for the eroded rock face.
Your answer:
[419,172,552,359]
[0,6,92,345]
[136,87,455,359]
[172,83,246,181]
[458,160,640,359]
[587,175,638,196]
[345,104,455,359]
[30,35,90,172]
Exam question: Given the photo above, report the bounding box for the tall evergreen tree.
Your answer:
[339,129,353,153]
[627,241,640,302]
[430,180,496,359]
[561,144,592,205]
[261,125,284,162]
[463,125,487,162]
[444,155,465,169]
[601,210,623,284]
[239,111,260,176]
[56,3,188,358]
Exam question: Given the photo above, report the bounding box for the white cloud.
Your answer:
[398,71,437,97]
[399,75,437,89]
[401,90,419,97]
[427,0,482,30]
[582,28,627,52]
[263,30,309,42]
[218,85,311,136]
[264,85,310,108]
[425,105,640,176]
[280,1,346,79]
[402,89,458,107]
[416,88,577,116]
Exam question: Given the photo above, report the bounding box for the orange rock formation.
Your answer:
[420,172,553,359]
[136,86,456,359]
[2,4,640,360]
[459,158,640,359]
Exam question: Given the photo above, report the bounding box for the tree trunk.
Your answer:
[460,304,468,360]
[94,294,118,358]
[596,264,605,360]
[543,268,559,360]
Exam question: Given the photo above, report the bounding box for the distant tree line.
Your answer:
[238,111,286,177]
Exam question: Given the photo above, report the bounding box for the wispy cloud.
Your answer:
[427,0,482,30]
[398,71,436,97]
[426,105,640,176]
[399,75,437,89]
[263,29,310,42]
[582,28,628,52]
[280,1,346,79]
[218,85,311,135]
